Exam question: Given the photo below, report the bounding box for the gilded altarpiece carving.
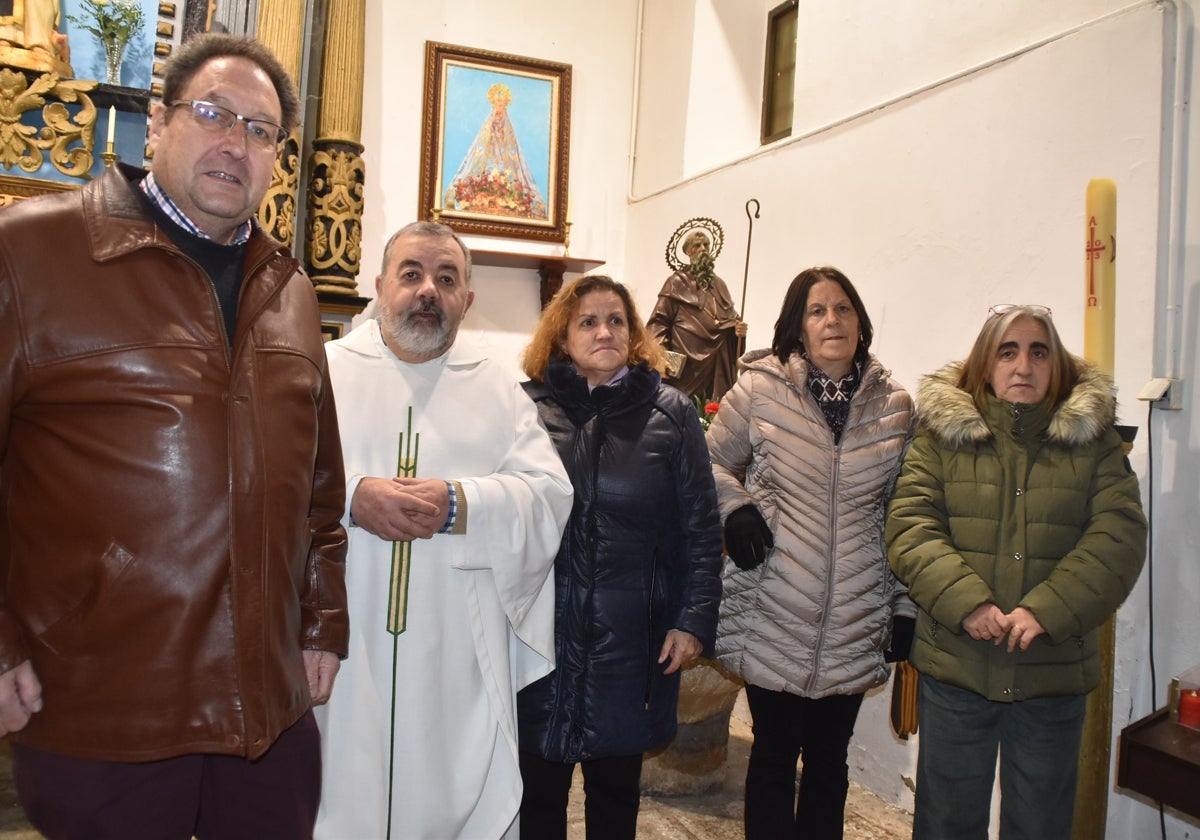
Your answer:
[301,0,364,298]
[0,67,98,183]
[258,131,300,246]
[251,0,304,249]
[306,142,363,295]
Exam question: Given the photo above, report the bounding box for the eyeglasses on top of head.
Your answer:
[168,100,288,150]
[988,304,1052,319]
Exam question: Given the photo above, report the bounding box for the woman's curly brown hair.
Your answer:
[522,275,666,383]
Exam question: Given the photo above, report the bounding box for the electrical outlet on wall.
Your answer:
[1136,378,1184,411]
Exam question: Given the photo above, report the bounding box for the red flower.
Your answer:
[704,402,720,415]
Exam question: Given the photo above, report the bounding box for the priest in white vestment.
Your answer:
[315,221,572,839]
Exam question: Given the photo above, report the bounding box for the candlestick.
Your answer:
[1083,179,1116,375]
[106,106,117,150]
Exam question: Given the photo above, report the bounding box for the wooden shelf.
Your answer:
[91,82,153,115]
[1117,706,1200,818]
[471,249,605,307]
[7,68,151,114]
[472,249,603,273]
[316,291,371,342]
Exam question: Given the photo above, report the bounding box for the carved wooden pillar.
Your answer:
[305,0,365,296]
[252,0,305,248]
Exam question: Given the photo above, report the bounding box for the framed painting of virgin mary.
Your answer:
[418,41,571,243]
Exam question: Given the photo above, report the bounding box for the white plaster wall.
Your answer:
[360,0,640,378]
[627,2,1200,837]
[634,0,695,193]
[683,1,765,174]
[632,0,1146,196]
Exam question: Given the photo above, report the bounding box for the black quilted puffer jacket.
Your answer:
[518,360,723,761]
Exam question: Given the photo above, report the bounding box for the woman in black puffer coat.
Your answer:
[517,275,723,840]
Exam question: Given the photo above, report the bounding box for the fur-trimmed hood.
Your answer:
[917,359,1116,449]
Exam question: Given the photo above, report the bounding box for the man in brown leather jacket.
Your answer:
[0,34,348,837]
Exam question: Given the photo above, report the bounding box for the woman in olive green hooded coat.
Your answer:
[886,305,1146,839]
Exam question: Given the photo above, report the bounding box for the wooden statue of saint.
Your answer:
[647,217,747,402]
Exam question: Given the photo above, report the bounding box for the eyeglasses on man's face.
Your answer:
[988,304,1052,319]
[168,99,288,150]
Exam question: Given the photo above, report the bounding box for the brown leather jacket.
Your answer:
[0,165,349,761]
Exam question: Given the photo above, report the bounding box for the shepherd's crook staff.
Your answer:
[740,198,760,356]
[386,407,419,840]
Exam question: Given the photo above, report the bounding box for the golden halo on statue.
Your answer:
[665,216,724,271]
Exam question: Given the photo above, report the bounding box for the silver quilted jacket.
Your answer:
[707,349,915,697]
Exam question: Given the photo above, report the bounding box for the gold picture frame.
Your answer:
[418,42,571,243]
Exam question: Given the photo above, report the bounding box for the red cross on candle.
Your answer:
[1085,215,1106,305]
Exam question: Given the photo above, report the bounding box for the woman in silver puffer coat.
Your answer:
[706,266,915,840]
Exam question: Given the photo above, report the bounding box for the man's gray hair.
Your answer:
[380,221,473,283]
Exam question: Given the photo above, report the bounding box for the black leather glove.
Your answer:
[884,616,916,663]
[723,504,774,571]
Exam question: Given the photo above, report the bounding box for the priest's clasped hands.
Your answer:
[351,476,451,541]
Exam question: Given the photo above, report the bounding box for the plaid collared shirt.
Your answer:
[139,172,253,245]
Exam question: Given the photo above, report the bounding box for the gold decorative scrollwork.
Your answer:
[0,69,99,179]
[258,131,300,247]
[306,142,364,294]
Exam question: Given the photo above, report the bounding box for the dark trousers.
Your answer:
[743,683,865,840]
[519,751,643,840]
[913,675,1087,840]
[12,710,321,840]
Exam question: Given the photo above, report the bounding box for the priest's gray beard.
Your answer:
[379,296,453,359]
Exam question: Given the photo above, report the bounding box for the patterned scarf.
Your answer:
[805,354,863,444]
